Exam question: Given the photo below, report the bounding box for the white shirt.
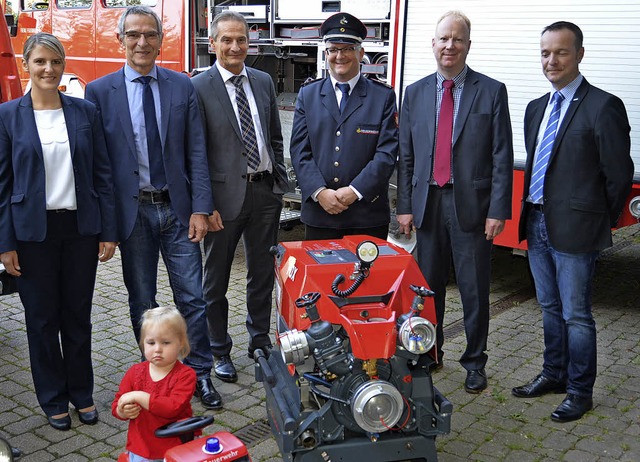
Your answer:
[34,108,77,210]
[215,61,272,174]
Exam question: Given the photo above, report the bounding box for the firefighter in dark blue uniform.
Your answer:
[290,12,398,240]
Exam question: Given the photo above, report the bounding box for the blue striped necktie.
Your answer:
[230,75,260,171]
[529,91,564,204]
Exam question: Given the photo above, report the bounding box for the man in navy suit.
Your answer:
[191,11,288,383]
[512,21,633,422]
[397,11,514,393]
[85,6,221,409]
[290,12,397,240]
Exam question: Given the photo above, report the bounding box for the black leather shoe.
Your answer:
[512,374,566,398]
[12,446,22,458]
[248,344,273,360]
[77,407,99,425]
[47,414,71,431]
[195,377,222,410]
[214,355,238,383]
[464,368,487,393]
[551,393,593,422]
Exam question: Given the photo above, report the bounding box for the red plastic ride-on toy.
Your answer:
[254,236,452,461]
[117,416,250,462]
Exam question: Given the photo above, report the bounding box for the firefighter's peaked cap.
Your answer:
[320,12,367,44]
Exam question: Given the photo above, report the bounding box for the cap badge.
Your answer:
[340,16,348,25]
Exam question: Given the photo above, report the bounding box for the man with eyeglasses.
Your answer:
[85,6,222,410]
[290,12,398,240]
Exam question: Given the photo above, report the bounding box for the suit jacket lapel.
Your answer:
[551,79,589,160]
[320,78,341,124]
[19,93,44,162]
[525,97,546,174]
[60,94,76,159]
[208,66,243,141]
[246,68,269,142]
[157,67,171,150]
[112,69,137,161]
[340,77,365,122]
[425,76,437,153]
[453,68,478,146]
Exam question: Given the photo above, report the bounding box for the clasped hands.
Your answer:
[318,187,357,215]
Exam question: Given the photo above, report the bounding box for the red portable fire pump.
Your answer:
[255,236,452,461]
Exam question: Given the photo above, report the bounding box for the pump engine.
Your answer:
[255,236,452,461]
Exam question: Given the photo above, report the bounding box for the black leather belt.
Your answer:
[530,203,543,211]
[429,183,453,189]
[139,189,170,204]
[246,171,271,183]
[47,209,72,213]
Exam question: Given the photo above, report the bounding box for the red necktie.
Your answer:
[433,80,454,187]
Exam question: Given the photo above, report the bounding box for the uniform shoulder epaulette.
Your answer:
[368,78,393,89]
[300,77,324,87]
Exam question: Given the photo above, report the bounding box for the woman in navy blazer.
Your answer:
[0,33,117,430]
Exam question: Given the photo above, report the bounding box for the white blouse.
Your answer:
[33,109,77,211]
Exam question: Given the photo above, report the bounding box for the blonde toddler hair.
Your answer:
[139,306,190,359]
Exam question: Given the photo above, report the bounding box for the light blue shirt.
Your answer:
[124,64,162,191]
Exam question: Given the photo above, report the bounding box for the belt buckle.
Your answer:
[150,191,163,204]
[248,172,262,183]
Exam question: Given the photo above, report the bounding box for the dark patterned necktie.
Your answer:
[230,75,260,171]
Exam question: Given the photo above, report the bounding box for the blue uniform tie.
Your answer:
[337,83,350,113]
[135,76,166,190]
[230,75,261,171]
[529,91,564,204]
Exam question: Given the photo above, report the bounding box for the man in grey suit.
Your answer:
[192,10,288,383]
[512,21,633,422]
[397,10,513,393]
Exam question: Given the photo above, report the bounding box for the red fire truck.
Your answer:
[0,2,22,103]
[4,0,639,251]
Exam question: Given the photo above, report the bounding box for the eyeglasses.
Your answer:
[326,46,358,56]
[124,31,161,42]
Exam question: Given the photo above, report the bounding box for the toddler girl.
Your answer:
[113,306,196,462]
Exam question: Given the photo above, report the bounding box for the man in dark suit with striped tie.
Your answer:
[191,10,288,383]
[512,21,633,422]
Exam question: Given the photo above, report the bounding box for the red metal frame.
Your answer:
[0,4,22,102]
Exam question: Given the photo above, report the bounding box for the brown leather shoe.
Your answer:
[512,374,566,398]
